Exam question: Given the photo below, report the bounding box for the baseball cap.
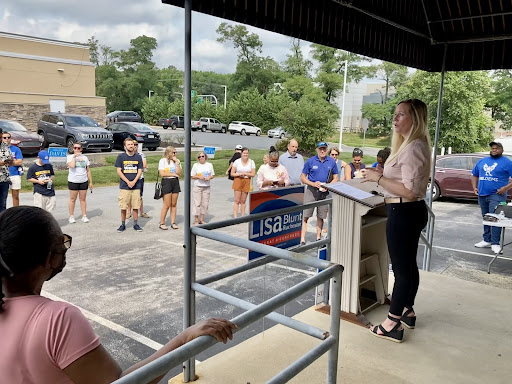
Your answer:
[38,150,50,164]
[489,141,503,149]
[317,142,328,148]
[235,144,243,150]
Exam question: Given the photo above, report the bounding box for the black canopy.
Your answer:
[162,0,512,71]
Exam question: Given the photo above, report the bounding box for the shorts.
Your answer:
[33,193,56,212]
[68,181,89,190]
[118,189,141,210]
[162,178,180,195]
[137,178,145,197]
[232,177,251,193]
[303,186,329,219]
[9,175,21,190]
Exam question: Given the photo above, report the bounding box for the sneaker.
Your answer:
[133,224,143,232]
[474,240,491,248]
[117,224,126,232]
[491,244,501,254]
[140,212,150,218]
[81,216,90,223]
[68,216,76,224]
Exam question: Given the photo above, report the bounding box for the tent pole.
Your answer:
[183,0,195,381]
[424,44,447,271]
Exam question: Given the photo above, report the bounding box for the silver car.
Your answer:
[267,126,288,139]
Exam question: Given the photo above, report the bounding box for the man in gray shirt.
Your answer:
[279,139,304,185]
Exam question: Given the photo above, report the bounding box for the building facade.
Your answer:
[0,32,105,131]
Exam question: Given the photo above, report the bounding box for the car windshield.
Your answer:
[0,120,28,132]
[64,116,98,127]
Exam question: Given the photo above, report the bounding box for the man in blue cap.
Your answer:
[300,141,339,244]
[26,150,56,212]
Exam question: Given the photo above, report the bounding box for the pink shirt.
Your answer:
[383,138,431,199]
[0,295,101,384]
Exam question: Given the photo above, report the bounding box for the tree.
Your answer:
[87,36,99,65]
[396,71,493,153]
[489,70,512,131]
[310,44,374,102]
[116,35,158,72]
[282,39,312,78]
[216,23,262,64]
[374,62,408,101]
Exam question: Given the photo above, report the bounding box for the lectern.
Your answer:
[323,179,389,326]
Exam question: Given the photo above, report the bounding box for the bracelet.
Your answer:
[377,175,383,186]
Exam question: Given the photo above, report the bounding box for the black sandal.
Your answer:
[369,315,404,343]
[401,307,416,329]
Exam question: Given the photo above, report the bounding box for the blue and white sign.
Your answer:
[48,147,68,162]
[204,147,216,159]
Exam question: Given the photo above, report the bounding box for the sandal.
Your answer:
[171,223,179,230]
[401,307,416,329]
[369,315,404,343]
[199,221,204,224]
[159,224,168,230]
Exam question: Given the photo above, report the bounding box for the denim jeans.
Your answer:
[0,181,9,213]
[478,194,506,245]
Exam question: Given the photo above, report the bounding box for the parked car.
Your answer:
[106,122,160,151]
[106,111,141,125]
[0,119,43,156]
[267,126,288,139]
[37,113,113,153]
[191,117,227,133]
[159,115,185,130]
[228,121,261,136]
[430,153,512,201]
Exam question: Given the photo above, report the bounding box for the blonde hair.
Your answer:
[386,99,431,166]
[328,147,340,156]
[164,146,176,162]
[197,151,207,160]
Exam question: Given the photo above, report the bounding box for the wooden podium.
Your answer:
[322,179,389,327]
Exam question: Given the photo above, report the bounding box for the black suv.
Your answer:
[38,113,114,153]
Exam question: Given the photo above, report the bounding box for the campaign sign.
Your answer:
[48,147,68,162]
[248,185,305,261]
[204,147,216,159]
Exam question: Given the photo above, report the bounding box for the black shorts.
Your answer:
[68,181,89,191]
[137,178,145,196]
[162,178,181,195]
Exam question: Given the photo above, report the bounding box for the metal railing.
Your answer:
[112,199,343,384]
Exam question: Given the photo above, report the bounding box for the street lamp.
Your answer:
[148,90,154,99]
[221,85,227,110]
[338,60,348,148]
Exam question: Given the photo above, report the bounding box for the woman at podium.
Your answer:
[362,99,431,343]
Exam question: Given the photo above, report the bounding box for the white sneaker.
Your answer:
[68,216,76,224]
[474,240,491,248]
[491,244,502,254]
[82,216,90,223]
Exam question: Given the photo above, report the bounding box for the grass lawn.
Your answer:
[325,132,391,149]
[19,148,377,192]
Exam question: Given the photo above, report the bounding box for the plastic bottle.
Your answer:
[46,180,53,190]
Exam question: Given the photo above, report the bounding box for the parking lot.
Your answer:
[9,178,512,383]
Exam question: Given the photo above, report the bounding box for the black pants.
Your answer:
[386,200,428,316]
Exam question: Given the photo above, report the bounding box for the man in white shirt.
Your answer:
[279,139,304,185]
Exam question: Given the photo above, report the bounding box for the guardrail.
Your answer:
[112,198,344,384]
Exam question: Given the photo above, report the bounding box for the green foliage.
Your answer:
[361,101,395,136]
[396,71,493,153]
[141,96,172,125]
[282,39,312,78]
[489,70,512,130]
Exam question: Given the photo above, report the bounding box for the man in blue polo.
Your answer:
[300,141,339,244]
[471,141,512,254]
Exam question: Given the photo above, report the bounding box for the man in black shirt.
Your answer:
[225,144,242,181]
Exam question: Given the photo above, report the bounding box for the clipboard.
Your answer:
[322,179,385,208]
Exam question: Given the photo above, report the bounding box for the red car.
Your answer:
[0,119,43,156]
[430,153,512,201]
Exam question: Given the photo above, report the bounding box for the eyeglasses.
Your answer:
[2,136,11,139]
[198,155,205,158]
[330,153,338,157]
[73,146,81,149]
[63,234,72,250]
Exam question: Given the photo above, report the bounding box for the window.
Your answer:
[437,157,468,170]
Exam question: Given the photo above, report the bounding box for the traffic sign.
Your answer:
[191,90,196,97]
[48,147,68,162]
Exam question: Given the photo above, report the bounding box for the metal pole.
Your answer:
[327,268,342,383]
[223,85,227,110]
[338,60,348,147]
[183,0,193,381]
[424,44,447,271]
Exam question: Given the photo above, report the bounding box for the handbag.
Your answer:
[154,171,162,200]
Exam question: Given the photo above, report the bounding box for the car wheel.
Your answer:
[171,123,177,130]
[163,125,168,129]
[230,131,235,135]
[38,131,49,148]
[67,137,76,154]
[256,130,261,136]
[427,181,440,201]
[221,127,226,133]
[280,133,285,139]
[201,126,207,132]
[241,129,246,136]
[148,147,157,151]
[101,148,113,152]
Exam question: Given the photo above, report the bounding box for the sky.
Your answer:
[0,0,313,74]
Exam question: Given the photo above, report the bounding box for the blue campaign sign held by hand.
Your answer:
[48,148,68,162]
[204,147,216,159]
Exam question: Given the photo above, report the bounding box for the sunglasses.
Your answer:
[330,153,338,156]
[73,146,81,149]
[2,136,11,139]
[172,151,176,154]
[198,155,205,158]
[63,234,72,249]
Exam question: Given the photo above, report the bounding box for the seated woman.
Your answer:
[256,148,290,190]
[345,147,366,179]
[0,206,236,384]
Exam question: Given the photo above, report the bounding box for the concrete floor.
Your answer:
[170,270,511,384]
